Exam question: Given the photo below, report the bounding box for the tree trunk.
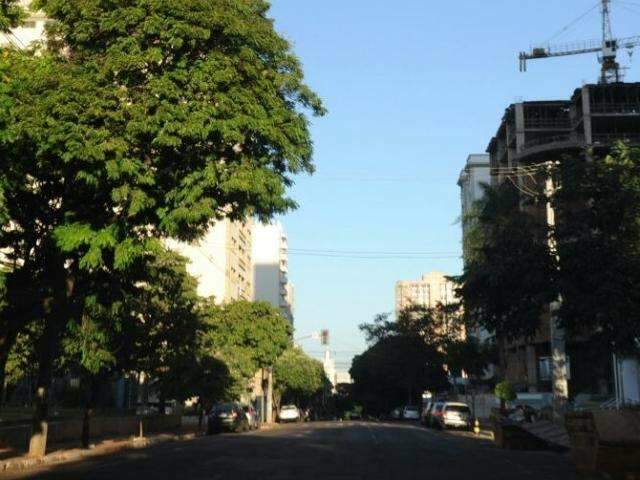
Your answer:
[29,348,53,458]
[81,376,97,449]
[28,267,75,458]
[0,351,9,408]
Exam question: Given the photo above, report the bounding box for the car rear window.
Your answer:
[446,405,470,413]
[215,403,234,413]
[434,404,444,412]
[406,407,418,411]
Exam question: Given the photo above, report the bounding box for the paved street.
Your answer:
[6,421,576,480]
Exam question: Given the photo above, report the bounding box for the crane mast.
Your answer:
[519,0,640,83]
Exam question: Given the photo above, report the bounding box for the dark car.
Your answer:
[207,402,249,434]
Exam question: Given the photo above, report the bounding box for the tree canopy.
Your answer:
[455,182,557,341]
[555,145,640,353]
[351,311,450,414]
[0,0,322,456]
[273,346,327,409]
[202,300,292,397]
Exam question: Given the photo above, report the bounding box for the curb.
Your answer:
[0,430,203,474]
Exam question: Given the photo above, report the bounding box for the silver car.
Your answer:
[402,405,420,420]
[435,402,472,430]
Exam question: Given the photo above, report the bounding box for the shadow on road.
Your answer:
[6,421,577,480]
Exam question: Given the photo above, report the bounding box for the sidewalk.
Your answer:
[0,426,203,474]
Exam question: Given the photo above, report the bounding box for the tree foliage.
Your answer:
[555,145,640,353]
[273,346,327,408]
[455,182,557,340]
[0,0,24,33]
[351,311,449,414]
[202,300,292,397]
[0,0,322,453]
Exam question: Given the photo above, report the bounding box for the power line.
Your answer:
[286,252,460,260]
[544,1,602,44]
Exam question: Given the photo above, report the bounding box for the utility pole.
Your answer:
[545,162,569,419]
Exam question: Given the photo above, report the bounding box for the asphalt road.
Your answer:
[6,421,576,480]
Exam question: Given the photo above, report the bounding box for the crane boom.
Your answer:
[519,36,640,72]
[518,0,640,83]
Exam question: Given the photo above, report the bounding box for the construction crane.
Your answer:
[519,0,640,83]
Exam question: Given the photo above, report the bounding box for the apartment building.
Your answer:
[166,219,254,304]
[395,271,457,315]
[252,222,294,324]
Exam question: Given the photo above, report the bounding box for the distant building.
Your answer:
[395,271,456,316]
[166,219,254,303]
[458,154,493,347]
[252,222,294,324]
[0,1,46,48]
[457,154,490,262]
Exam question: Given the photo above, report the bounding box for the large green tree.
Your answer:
[273,346,327,410]
[202,300,292,398]
[455,182,557,342]
[352,312,449,415]
[554,145,640,353]
[0,0,323,456]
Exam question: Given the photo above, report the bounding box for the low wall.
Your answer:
[566,410,640,479]
[458,393,496,420]
[0,415,182,452]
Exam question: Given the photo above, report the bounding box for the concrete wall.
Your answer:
[0,415,182,452]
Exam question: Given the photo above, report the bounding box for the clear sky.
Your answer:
[268,0,640,369]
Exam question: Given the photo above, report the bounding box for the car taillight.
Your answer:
[232,411,237,418]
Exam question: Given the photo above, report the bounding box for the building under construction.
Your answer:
[488,82,640,179]
[485,81,640,400]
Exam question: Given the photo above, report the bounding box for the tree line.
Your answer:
[0,0,325,457]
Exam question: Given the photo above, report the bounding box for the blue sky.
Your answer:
[268,0,640,369]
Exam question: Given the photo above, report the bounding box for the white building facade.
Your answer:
[166,219,254,304]
[457,154,492,345]
[252,222,294,324]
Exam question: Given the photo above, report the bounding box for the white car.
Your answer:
[278,405,300,423]
[402,405,420,420]
[434,402,472,430]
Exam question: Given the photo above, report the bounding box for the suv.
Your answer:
[433,402,472,430]
[207,402,249,434]
[278,405,301,423]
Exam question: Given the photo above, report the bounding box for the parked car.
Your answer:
[207,402,249,434]
[402,405,420,420]
[243,404,261,430]
[390,407,402,420]
[433,402,472,430]
[278,405,301,423]
[429,401,446,428]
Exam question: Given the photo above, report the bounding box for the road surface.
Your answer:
[6,421,576,479]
